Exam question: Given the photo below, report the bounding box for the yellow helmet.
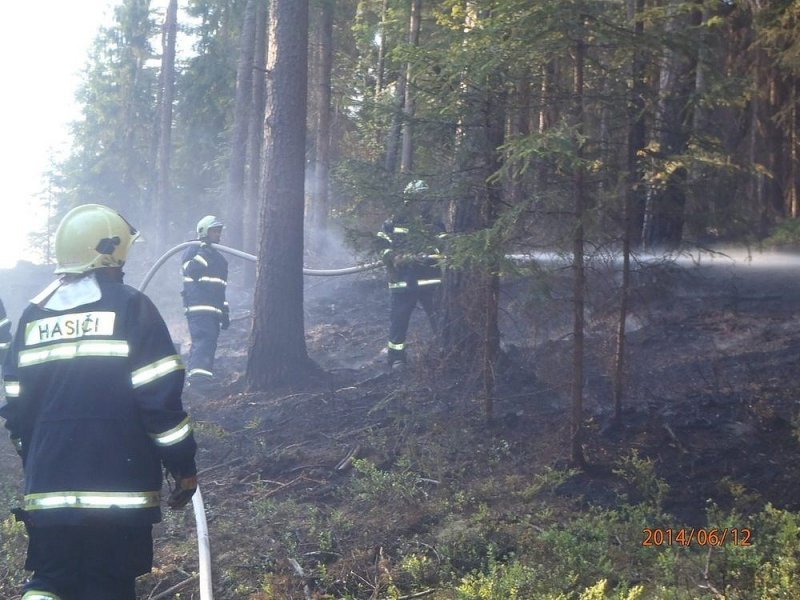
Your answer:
[196,215,224,239]
[54,204,140,274]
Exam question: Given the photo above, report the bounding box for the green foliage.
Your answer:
[55,0,160,226]
[521,466,579,501]
[613,449,670,509]
[349,457,427,504]
[426,500,800,599]
[454,557,645,600]
[749,505,800,599]
[0,516,28,597]
[173,0,244,218]
[763,219,800,250]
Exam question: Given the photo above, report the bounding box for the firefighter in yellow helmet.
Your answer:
[0,204,197,600]
[180,215,229,386]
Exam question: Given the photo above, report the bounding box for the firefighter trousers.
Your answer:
[186,313,221,378]
[22,524,152,600]
[388,284,439,365]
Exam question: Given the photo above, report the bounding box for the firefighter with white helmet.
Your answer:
[0,204,197,599]
[376,180,446,370]
[181,215,229,385]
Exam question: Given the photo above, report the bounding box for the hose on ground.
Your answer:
[137,240,382,600]
[192,486,213,599]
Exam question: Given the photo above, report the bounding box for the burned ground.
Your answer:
[2,251,800,598]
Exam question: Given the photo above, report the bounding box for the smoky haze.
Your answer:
[3,245,800,365]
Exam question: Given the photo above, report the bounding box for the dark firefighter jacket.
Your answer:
[0,274,196,527]
[376,216,446,290]
[181,242,229,322]
[0,297,11,362]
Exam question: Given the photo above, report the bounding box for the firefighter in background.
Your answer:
[376,180,446,370]
[0,296,11,364]
[181,215,229,385]
[0,204,197,600]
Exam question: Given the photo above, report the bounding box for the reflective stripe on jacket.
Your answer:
[181,243,229,317]
[0,274,196,527]
[375,217,445,288]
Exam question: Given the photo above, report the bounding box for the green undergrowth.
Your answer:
[1,417,797,599]
[1,453,800,599]
[157,441,800,599]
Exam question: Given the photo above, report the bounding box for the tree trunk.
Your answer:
[385,74,406,173]
[507,74,531,205]
[244,0,268,284]
[154,0,177,253]
[627,0,647,244]
[226,0,257,251]
[685,3,711,238]
[641,0,691,250]
[440,6,502,420]
[571,37,587,468]
[788,80,799,218]
[308,0,334,254]
[246,0,316,389]
[400,0,422,174]
[614,0,647,420]
[375,0,389,96]
[535,60,557,194]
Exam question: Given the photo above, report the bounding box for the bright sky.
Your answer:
[0,1,113,268]
[0,1,180,269]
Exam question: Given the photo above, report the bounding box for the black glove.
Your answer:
[167,471,198,509]
[221,310,230,330]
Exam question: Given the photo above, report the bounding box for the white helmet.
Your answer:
[196,215,224,239]
[54,204,139,274]
[404,180,429,195]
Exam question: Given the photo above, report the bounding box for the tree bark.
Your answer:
[246,0,316,389]
[641,0,692,250]
[308,0,334,254]
[440,5,502,420]
[400,0,422,174]
[385,0,413,174]
[226,0,257,251]
[154,0,177,253]
[614,0,647,420]
[571,37,587,468]
[244,0,268,258]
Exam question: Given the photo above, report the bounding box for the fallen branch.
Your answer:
[149,574,199,599]
[197,456,244,477]
[284,463,333,474]
[336,445,360,471]
[389,590,436,600]
[696,547,725,600]
[663,424,686,453]
[288,558,313,600]
[261,474,306,499]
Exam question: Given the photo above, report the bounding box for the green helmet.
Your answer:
[54,204,139,274]
[196,215,224,239]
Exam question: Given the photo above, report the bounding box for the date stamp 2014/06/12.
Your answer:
[642,528,752,548]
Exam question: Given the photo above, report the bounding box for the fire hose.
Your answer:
[138,241,382,600]
[138,241,382,293]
